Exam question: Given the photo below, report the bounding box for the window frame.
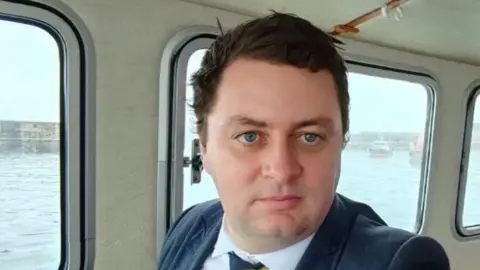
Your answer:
[157,26,438,251]
[0,1,96,269]
[343,59,437,233]
[457,81,480,237]
[157,26,218,255]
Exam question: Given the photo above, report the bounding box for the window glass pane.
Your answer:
[182,48,430,232]
[336,73,429,231]
[462,95,480,229]
[0,20,61,269]
[183,49,218,208]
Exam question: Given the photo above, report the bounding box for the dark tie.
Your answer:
[228,251,267,270]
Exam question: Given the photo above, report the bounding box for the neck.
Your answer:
[224,217,314,254]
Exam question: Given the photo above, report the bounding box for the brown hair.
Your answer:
[190,11,350,145]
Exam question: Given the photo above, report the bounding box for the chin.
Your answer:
[254,214,307,238]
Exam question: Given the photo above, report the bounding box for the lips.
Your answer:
[259,195,300,201]
[257,195,301,210]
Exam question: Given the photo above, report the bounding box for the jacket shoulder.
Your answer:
[338,212,449,269]
[387,234,450,270]
[157,199,222,268]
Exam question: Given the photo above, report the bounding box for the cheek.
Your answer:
[212,159,259,216]
[206,142,259,198]
[302,153,340,192]
[215,139,259,174]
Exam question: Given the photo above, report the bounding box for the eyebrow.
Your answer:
[294,117,333,129]
[226,115,333,129]
[228,115,267,127]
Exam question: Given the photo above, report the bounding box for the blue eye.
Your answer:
[238,132,258,144]
[301,133,320,144]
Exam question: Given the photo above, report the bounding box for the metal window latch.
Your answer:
[183,138,203,184]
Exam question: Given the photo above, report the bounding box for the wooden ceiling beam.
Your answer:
[330,0,412,36]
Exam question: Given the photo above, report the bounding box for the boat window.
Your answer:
[336,70,432,232]
[175,36,432,233]
[0,2,95,268]
[182,48,219,207]
[0,18,62,270]
[458,88,480,235]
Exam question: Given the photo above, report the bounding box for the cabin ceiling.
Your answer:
[182,0,480,66]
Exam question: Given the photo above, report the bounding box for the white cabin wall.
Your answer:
[60,0,250,269]
[58,0,480,269]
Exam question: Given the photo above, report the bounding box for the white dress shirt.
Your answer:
[202,215,315,270]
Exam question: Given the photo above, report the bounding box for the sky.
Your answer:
[0,20,59,123]
[1,20,479,135]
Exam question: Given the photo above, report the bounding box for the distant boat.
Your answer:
[408,133,424,168]
[368,140,393,158]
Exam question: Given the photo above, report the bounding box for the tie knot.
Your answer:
[228,252,267,270]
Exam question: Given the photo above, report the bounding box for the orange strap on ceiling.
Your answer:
[330,0,411,36]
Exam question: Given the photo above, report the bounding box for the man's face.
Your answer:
[201,58,344,243]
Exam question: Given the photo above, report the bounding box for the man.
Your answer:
[158,12,450,270]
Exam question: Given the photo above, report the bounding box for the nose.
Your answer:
[262,141,302,183]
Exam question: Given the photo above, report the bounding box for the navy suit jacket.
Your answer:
[158,194,450,270]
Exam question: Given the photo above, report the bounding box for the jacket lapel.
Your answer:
[188,206,223,270]
[295,195,353,270]
[185,196,353,270]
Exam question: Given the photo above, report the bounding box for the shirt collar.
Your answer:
[211,215,315,270]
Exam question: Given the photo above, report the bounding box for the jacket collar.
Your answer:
[188,194,353,270]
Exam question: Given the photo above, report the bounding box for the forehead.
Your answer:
[209,59,341,128]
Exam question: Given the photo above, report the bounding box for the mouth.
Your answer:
[257,195,301,210]
[258,195,300,201]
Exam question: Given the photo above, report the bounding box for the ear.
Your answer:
[334,159,341,190]
[200,140,206,155]
[200,142,210,174]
